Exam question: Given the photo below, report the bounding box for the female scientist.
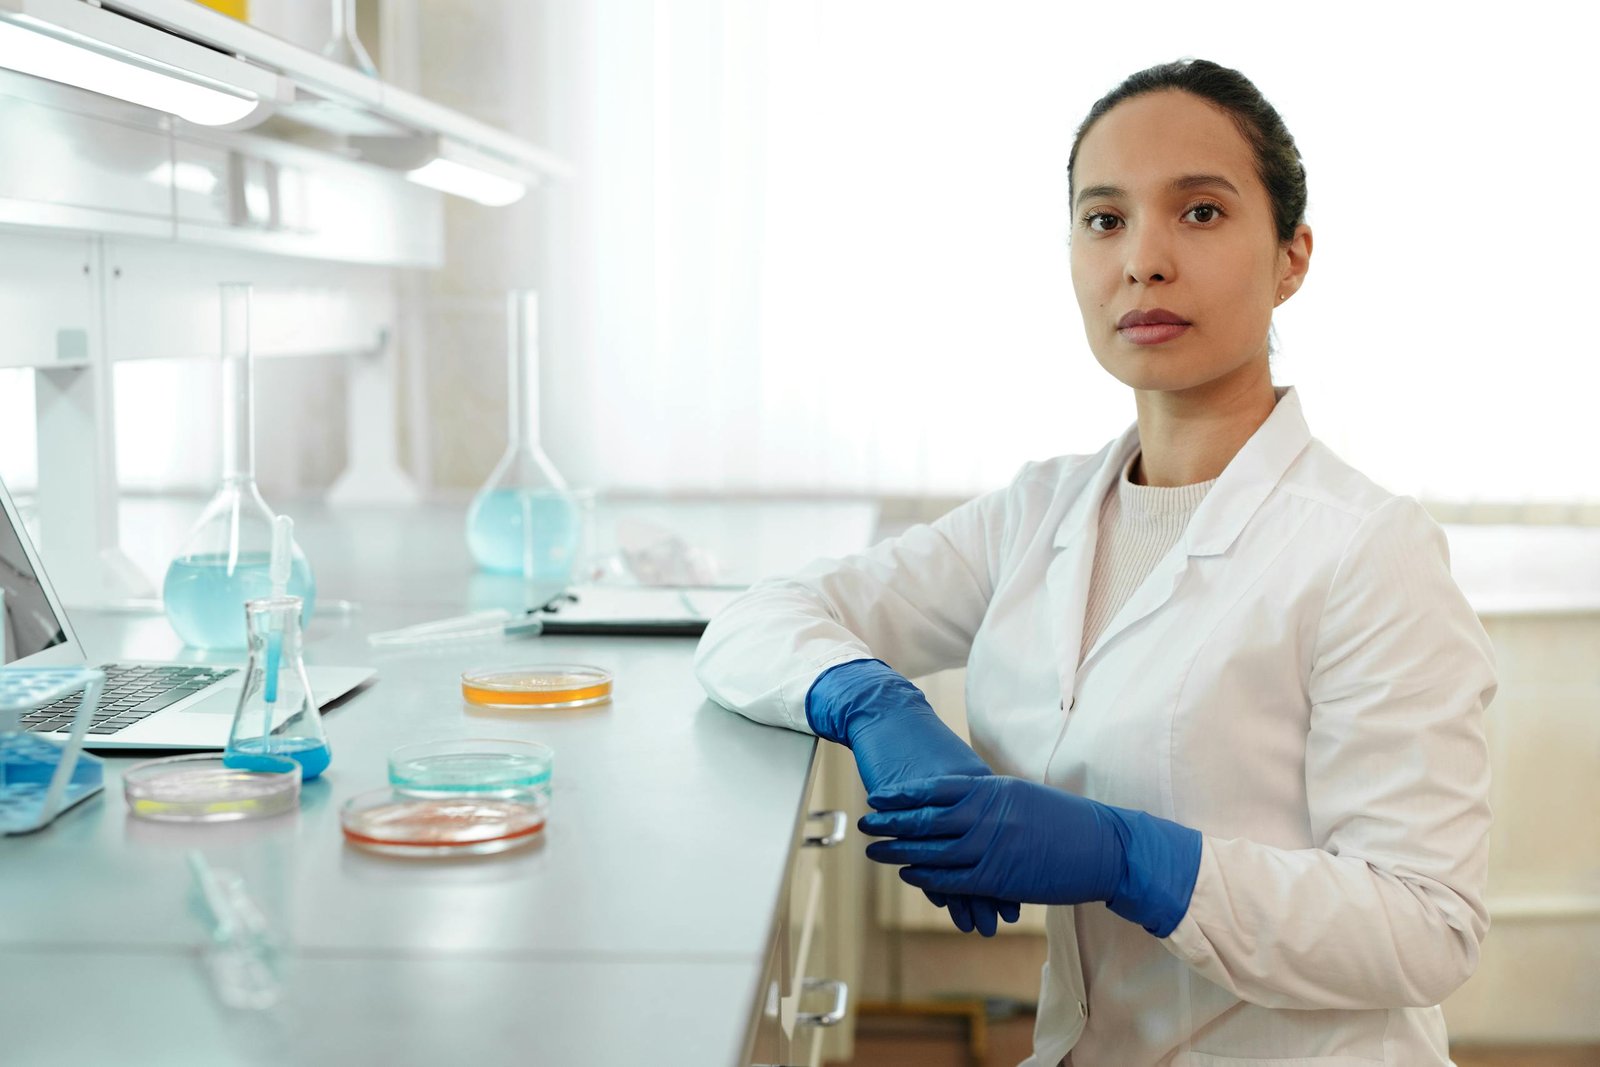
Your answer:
[694,58,1494,1065]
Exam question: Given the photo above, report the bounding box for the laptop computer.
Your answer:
[0,473,373,749]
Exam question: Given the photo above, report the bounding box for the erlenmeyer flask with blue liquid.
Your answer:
[224,519,330,781]
[163,284,315,650]
[466,291,580,586]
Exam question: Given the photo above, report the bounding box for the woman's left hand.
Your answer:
[859,775,1204,938]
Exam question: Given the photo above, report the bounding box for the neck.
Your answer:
[1129,362,1277,487]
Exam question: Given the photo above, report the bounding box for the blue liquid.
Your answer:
[0,736,103,831]
[163,553,316,650]
[466,489,580,579]
[264,632,282,703]
[227,736,331,780]
[1,734,103,789]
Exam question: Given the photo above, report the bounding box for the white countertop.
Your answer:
[1,497,881,1066]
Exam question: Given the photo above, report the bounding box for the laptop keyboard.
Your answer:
[18,665,238,736]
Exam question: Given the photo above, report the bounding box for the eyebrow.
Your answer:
[1074,174,1242,209]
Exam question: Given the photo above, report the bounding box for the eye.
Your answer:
[1184,201,1225,224]
[1081,211,1122,234]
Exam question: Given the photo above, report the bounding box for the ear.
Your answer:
[1276,223,1313,303]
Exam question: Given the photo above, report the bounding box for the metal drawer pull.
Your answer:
[803,809,847,848]
[796,977,849,1027]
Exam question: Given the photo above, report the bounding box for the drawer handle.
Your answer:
[796,977,849,1027]
[803,809,847,848]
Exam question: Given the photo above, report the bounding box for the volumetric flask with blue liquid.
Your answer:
[163,284,315,650]
[225,595,330,781]
[466,290,581,584]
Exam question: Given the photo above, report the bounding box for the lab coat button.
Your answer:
[1076,1000,1087,1018]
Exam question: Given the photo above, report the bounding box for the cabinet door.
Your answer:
[0,72,172,240]
[794,742,859,1064]
[103,241,397,362]
[0,232,96,370]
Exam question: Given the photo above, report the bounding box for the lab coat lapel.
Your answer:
[1077,386,1313,670]
[1182,386,1313,559]
[1046,424,1141,695]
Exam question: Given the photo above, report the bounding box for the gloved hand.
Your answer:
[806,659,1018,936]
[859,774,1202,937]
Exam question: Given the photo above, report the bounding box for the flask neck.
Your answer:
[219,284,255,483]
[507,290,540,448]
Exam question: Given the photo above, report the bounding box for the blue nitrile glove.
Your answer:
[806,659,1019,936]
[859,774,1202,938]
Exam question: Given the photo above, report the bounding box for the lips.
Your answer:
[1117,308,1189,329]
[1117,307,1191,346]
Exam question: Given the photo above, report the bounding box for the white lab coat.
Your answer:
[694,387,1495,1066]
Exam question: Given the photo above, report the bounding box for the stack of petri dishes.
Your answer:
[339,739,553,857]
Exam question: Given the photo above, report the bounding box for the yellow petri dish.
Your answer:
[461,665,613,709]
[123,753,300,823]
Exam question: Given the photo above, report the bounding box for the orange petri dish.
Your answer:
[340,789,546,856]
[460,665,613,709]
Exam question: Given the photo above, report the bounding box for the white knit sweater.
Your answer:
[1079,450,1217,662]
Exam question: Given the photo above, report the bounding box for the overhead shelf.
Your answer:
[0,0,571,202]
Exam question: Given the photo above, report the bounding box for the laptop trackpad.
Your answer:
[180,684,247,715]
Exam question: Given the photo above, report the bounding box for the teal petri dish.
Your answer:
[387,739,552,800]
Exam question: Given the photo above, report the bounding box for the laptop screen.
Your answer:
[0,489,67,665]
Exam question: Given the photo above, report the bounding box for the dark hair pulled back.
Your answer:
[1068,59,1307,245]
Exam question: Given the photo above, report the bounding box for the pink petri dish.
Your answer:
[339,788,546,857]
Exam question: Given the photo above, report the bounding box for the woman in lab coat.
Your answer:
[694,58,1494,1066]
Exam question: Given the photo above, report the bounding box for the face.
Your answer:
[1069,90,1311,398]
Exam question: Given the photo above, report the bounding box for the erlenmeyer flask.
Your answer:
[163,284,316,650]
[225,596,330,780]
[321,0,378,75]
[466,291,582,585]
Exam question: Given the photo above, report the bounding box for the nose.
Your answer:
[1124,223,1174,287]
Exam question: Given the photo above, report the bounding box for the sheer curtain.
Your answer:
[544,0,1598,502]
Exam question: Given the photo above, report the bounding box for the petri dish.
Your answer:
[461,664,612,709]
[388,739,552,800]
[340,789,547,857]
[123,753,300,823]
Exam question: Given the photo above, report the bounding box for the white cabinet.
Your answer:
[748,743,858,1067]
[0,230,94,369]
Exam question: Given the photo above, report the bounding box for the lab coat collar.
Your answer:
[1053,385,1310,556]
[1185,385,1310,557]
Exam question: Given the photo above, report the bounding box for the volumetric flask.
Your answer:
[224,595,331,781]
[466,291,582,583]
[163,284,316,650]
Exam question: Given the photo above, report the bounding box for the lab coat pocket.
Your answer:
[1184,1055,1381,1066]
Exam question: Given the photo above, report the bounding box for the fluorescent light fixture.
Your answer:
[352,133,531,207]
[405,157,526,207]
[0,0,283,127]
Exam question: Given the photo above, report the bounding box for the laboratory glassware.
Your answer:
[340,788,547,857]
[187,850,285,1010]
[466,291,583,585]
[321,0,377,75]
[460,664,613,709]
[388,739,552,800]
[163,283,316,650]
[0,666,104,834]
[224,594,331,780]
[124,752,300,823]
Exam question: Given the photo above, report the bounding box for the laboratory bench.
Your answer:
[0,497,878,1067]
